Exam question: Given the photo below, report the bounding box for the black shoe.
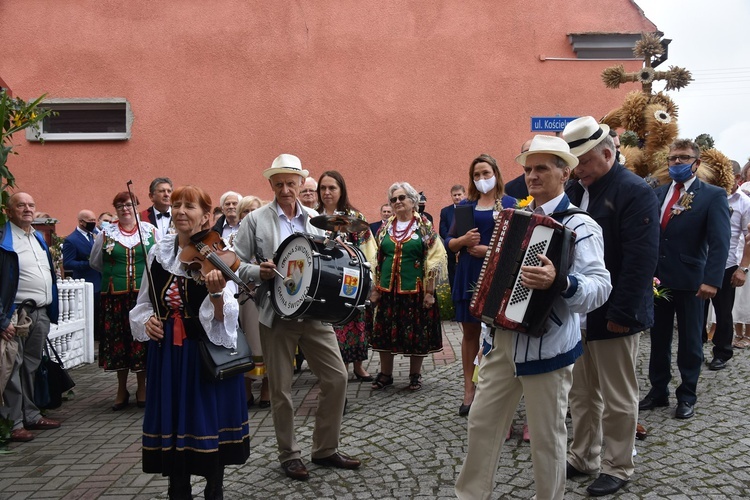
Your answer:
[458,404,471,417]
[639,395,669,411]
[708,358,727,371]
[586,473,628,496]
[675,401,695,419]
[566,461,588,479]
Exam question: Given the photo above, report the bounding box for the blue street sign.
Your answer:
[530,116,578,132]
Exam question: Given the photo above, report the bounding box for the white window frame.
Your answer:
[26,97,133,141]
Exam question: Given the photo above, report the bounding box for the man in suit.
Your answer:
[0,193,61,442]
[139,177,173,239]
[503,139,533,200]
[563,117,660,496]
[299,176,318,209]
[703,160,750,370]
[640,139,731,420]
[439,184,465,288]
[62,209,102,339]
[211,191,242,241]
[233,153,360,481]
[369,203,392,236]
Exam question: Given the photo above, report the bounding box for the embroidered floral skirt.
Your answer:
[99,292,147,371]
[334,310,369,364]
[142,321,250,476]
[371,290,443,356]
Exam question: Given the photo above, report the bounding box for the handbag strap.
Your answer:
[46,338,66,368]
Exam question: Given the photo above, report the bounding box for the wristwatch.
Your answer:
[741,267,749,274]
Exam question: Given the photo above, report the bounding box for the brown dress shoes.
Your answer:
[311,452,361,470]
[10,428,35,442]
[25,417,61,430]
[281,459,309,481]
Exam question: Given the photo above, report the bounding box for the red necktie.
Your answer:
[660,182,684,230]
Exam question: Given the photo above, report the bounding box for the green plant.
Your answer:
[1,90,53,225]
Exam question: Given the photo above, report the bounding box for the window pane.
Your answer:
[43,107,126,133]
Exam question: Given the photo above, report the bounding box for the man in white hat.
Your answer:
[456,135,611,500]
[562,116,660,496]
[233,153,360,481]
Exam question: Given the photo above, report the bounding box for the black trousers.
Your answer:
[704,266,737,362]
[649,290,705,405]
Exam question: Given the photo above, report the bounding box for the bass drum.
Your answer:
[271,232,372,325]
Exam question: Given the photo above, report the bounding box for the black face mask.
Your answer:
[84,221,97,232]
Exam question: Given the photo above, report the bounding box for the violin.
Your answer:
[179,230,255,303]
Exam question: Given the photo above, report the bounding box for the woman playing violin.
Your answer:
[129,185,249,499]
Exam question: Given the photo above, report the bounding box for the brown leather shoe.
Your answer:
[25,417,61,430]
[281,459,309,481]
[311,452,361,470]
[11,428,35,442]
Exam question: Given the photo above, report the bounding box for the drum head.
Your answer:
[273,235,315,317]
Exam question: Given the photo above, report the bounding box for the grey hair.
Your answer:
[387,182,420,207]
[730,160,741,176]
[220,191,242,206]
[149,177,173,194]
[552,156,569,169]
[591,134,615,156]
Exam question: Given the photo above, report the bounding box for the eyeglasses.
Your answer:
[299,189,316,195]
[667,155,696,164]
[114,203,134,210]
[389,194,407,204]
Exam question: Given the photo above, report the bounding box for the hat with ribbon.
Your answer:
[263,154,309,179]
[515,135,579,169]
[562,116,611,157]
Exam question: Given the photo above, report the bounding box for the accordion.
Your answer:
[469,208,576,337]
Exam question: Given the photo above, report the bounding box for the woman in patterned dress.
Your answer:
[445,154,516,416]
[317,170,377,382]
[90,192,156,410]
[369,182,447,391]
[129,185,249,499]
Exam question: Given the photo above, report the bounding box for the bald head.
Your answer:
[77,209,97,232]
[521,139,533,153]
[6,192,36,230]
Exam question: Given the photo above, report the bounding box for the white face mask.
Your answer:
[474,176,497,194]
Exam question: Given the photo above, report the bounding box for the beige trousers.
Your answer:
[259,319,347,463]
[455,332,573,500]
[567,330,639,480]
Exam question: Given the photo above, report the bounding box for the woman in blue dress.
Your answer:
[130,185,249,499]
[445,154,516,416]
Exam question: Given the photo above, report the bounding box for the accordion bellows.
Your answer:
[469,209,576,337]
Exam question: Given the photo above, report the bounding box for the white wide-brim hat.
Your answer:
[263,153,309,179]
[515,135,579,169]
[562,116,610,157]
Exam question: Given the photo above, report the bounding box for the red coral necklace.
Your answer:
[391,216,416,242]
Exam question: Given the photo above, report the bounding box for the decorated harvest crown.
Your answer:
[599,32,733,192]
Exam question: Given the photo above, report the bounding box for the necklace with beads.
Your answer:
[119,223,138,236]
[391,216,417,242]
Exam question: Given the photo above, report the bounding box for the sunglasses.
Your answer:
[389,194,407,204]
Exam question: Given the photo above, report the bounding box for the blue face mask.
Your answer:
[668,162,695,183]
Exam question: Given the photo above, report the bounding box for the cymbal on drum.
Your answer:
[310,214,369,233]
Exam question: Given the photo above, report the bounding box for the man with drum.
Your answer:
[233,153,360,481]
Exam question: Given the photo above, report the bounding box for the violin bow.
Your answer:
[127,180,163,322]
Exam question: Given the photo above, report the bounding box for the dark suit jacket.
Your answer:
[140,207,157,225]
[439,204,455,240]
[566,163,660,339]
[504,173,528,200]
[369,220,384,237]
[654,177,730,291]
[63,229,101,293]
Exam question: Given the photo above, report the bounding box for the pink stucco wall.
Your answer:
[1,1,655,231]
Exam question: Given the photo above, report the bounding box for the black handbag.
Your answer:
[198,327,255,381]
[35,339,76,409]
